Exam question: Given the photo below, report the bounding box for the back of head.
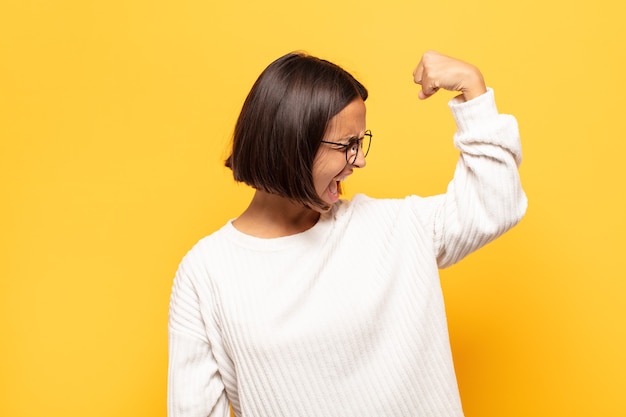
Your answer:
[225,52,368,210]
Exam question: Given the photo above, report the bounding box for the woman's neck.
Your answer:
[232,190,321,238]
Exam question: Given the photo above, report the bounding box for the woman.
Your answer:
[168,50,527,417]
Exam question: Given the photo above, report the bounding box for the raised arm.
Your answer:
[411,51,527,268]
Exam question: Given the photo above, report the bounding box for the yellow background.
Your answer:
[1,0,624,416]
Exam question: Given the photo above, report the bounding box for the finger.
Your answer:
[413,59,424,84]
[418,80,440,100]
[418,88,439,100]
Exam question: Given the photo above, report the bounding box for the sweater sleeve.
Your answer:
[429,88,527,268]
[168,252,230,417]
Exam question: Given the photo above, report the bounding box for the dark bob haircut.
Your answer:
[225,52,368,210]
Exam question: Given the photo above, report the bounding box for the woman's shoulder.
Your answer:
[179,222,233,263]
[338,193,441,213]
[335,193,445,233]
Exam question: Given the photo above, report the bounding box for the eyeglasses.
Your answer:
[320,130,372,164]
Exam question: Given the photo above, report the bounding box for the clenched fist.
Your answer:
[413,51,487,102]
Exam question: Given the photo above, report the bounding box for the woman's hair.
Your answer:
[225,52,368,210]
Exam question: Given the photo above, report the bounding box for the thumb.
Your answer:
[418,83,440,100]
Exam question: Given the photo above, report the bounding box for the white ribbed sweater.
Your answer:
[168,89,527,417]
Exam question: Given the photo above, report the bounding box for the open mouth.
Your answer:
[329,176,347,200]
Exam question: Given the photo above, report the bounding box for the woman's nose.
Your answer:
[351,149,367,168]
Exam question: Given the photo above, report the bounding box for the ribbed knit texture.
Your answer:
[168,88,527,417]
